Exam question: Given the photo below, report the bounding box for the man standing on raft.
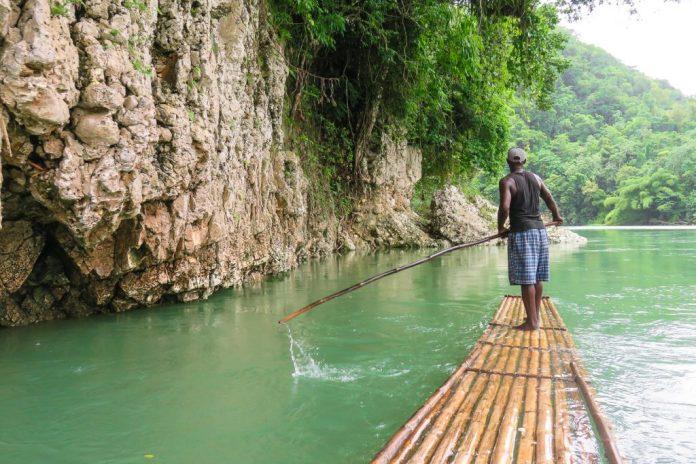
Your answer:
[498,148,563,330]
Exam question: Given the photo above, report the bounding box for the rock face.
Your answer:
[546,225,588,245]
[0,0,344,326]
[348,132,436,249]
[430,186,496,244]
[429,185,588,246]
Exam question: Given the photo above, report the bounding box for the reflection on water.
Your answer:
[0,230,695,463]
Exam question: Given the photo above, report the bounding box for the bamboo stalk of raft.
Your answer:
[391,357,487,464]
[371,297,516,464]
[515,326,541,464]
[570,362,624,464]
[547,299,623,464]
[384,347,488,464]
[445,325,525,463]
[405,346,503,463]
[437,367,503,461]
[373,347,484,464]
[536,321,555,464]
[428,355,502,462]
[385,330,511,463]
[471,304,527,464]
[448,330,519,462]
[450,298,522,464]
[489,327,532,464]
[545,299,608,463]
[543,307,572,464]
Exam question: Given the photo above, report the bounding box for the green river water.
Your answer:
[1,228,695,464]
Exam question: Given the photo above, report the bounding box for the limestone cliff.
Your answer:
[0,0,331,325]
[0,0,435,326]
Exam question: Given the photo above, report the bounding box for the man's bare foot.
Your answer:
[514,320,539,331]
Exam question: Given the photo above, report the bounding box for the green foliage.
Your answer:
[603,168,682,224]
[132,58,153,77]
[50,0,83,17]
[50,1,70,16]
[124,0,148,12]
[269,0,568,201]
[288,121,355,218]
[512,34,696,225]
[128,35,153,77]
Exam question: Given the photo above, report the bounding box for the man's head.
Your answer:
[507,147,527,169]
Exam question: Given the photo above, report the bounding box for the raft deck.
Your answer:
[372,296,622,464]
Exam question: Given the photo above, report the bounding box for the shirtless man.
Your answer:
[498,148,563,330]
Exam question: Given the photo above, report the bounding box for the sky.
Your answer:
[561,0,696,96]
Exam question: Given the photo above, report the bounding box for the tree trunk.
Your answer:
[352,90,382,184]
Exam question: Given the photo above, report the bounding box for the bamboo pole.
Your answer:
[279,223,559,323]
[489,328,531,464]
[545,299,602,463]
[516,326,540,464]
[471,328,526,464]
[536,325,555,464]
[570,362,624,464]
[372,298,515,463]
[543,308,572,464]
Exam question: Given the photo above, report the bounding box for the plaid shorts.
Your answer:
[508,228,549,285]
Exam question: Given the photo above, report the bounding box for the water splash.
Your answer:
[286,326,359,382]
[286,325,322,378]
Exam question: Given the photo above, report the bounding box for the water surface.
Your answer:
[1,229,694,463]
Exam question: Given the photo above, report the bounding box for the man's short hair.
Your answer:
[507,147,527,163]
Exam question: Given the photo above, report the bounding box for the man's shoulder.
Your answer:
[499,173,515,184]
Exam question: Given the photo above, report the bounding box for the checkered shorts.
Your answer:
[508,228,549,285]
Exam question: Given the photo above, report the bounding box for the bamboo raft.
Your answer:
[372,296,623,464]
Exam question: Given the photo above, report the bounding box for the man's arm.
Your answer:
[498,178,511,234]
[539,180,563,224]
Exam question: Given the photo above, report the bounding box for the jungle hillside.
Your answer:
[511,34,696,225]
